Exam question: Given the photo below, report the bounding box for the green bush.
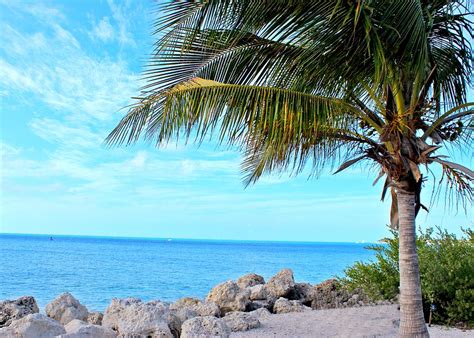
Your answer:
[340,227,474,327]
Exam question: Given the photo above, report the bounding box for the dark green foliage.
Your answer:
[341,227,474,327]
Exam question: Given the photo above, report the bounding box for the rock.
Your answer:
[289,283,313,304]
[181,316,230,338]
[245,299,273,312]
[0,296,39,327]
[222,311,260,332]
[309,279,370,310]
[170,297,220,317]
[249,308,271,320]
[102,298,172,337]
[248,284,267,301]
[236,273,265,289]
[168,307,198,337]
[265,269,295,298]
[85,311,102,325]
[58,319,116,337]
[273,297,311,314]
[206,281,250,315]
[0,313,66,338]
[45,293,88,325]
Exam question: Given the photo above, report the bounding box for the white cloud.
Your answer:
[106,0,135,46]
[91,17,115,42]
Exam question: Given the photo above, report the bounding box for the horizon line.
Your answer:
[0,231,378,245]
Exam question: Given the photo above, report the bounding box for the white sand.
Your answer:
[231,305,472,337]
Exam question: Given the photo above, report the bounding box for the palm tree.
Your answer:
[107,1,473,336]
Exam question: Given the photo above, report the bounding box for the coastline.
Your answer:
[1,269,469,337]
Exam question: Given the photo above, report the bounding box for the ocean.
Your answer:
[0,234,376,312]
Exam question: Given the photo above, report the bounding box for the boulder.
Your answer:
[273,297,311,314]
[170,297,220,317]
[309,279,370,310]
[289,283,313,304]
[249,307,271,320]
[245,299,273,312]
[265,269,295,298]
[181,316,230,338]
[0,313,66,338]
[45,293,88,325]
[58,319,116,337]
[206,281,250,315]
[0,296,39,327]
[248,284,267,301]
[102,298,172,337]
[236,273,265,289]
[86,311,102,325]
[222,311,260,332]
[168,307,198,337]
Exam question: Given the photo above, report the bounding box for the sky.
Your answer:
[0,0,472,242]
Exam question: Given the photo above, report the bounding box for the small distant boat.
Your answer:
[167,239,172,242]
[49,236,54,241]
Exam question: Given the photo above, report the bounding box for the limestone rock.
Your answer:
[45,293,88,325]
[206,281,250,315]
[249,307,271,320]
[245,299,273,312]
[58,319,116,337]
[290,283,313,304]
[102,298,172,337]
[310,279,370,310]
[222,311,260,332]
[248,284,267,301]
[0,296,39,327]
[168,307,198,337]
[0,313,66,338]
[273,297,311,314]
[170,297,220,317]
[265,269,295,298]
[181,316,230,338]
[236,273,265,289]
[85,312,102,325]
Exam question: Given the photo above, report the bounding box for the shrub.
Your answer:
[340,227,474,327]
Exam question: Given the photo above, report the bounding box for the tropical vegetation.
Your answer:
[342,226,474,328]
[107,1,473,336]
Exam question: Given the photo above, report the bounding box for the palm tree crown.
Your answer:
[107,1,473,337]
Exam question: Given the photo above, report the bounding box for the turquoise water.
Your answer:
[0,234,375,312]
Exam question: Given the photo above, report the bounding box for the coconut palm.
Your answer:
[107,1,473,336]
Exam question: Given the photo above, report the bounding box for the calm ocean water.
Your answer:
[0,234,375,312]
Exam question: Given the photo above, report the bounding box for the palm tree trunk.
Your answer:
[397,190,429,337]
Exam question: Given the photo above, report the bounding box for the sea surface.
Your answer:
[0,234,376,312]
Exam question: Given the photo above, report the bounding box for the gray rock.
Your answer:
[181,316,230,338]
[102,298,172,337]
[290,283,313,304]
[236,273,265,289]
[85,312,102,325]
[265,269,295,298]
[273,297,311,314]
[206,281,250,315]
[170,297,220,317]
[245,299,273,312]
[222,311,260,332]
[0,313,66,338]
[309,279,370,310]
[168,307,198,337]
[0,296,39,327]
[249,308,271,320]
[248,284,267,301]
[45,293,88,325]
[58,319,116,338]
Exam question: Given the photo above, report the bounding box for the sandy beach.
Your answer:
[232,305,471,338]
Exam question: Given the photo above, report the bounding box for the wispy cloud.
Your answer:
[90,17,115,42]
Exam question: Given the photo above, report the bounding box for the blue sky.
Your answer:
[0,0,472,242]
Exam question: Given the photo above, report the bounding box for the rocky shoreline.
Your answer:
[0,269,396,337]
